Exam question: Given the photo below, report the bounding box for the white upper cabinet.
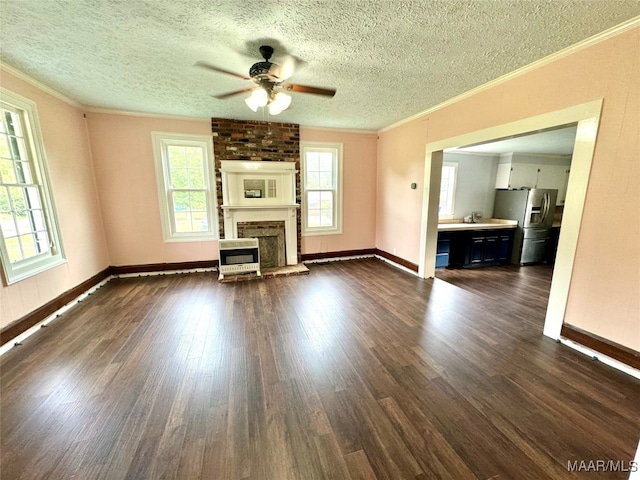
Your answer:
[495,153,571,205]
[509,164,540,189]
[495,163,511,188]
[495,163,539,189]
[537,165,571,205]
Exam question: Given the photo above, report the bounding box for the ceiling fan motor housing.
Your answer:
[249,45,280,82]
[249,61,276,79]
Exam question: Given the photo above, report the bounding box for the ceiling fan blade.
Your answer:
[278,55,296,80]
[284,83,336,97]
[194,61,250,80]
[213,87,254,99]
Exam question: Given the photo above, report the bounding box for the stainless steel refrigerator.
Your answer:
[493,188,557,265]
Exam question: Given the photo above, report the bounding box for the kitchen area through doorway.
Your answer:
[434,125,577,322]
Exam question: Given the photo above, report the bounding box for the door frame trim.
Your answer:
[418,99,603,340]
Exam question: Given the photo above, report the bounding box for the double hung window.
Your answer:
[0,89,65,284]
[151,132,217,241]
[301,142,343,235]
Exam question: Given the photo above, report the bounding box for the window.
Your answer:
[301,142,343,235]
[439,162,457,219]
[151,132,217,242]
[0,89,65,284]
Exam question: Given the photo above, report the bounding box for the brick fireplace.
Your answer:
[211,118,301,262]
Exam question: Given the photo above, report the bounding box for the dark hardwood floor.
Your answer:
[435,264,556,327]
[1,259,638,479]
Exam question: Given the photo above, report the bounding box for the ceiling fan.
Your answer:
[195,45,336,115]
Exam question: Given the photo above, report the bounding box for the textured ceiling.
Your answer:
[453,125,578,155]
[1,1,639,130]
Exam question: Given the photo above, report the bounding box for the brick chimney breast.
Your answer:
[212,118,301,261]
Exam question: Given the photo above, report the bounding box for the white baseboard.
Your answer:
[559,338,640,380]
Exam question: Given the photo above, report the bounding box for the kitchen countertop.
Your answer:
[438,218,518,232]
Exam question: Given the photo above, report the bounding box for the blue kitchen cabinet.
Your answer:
[436,232,451,268]
[449,229,513,268]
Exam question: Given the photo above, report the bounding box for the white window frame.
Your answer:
[439,161,458,219]
[0,89,66,285]
[151,132,218,242]
[301,142,343,236]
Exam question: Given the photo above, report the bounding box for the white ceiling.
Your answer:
[1,1,639,131]
[452,125,578,155]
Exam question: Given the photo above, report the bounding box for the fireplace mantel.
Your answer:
[220,161,299,266]
[221,204,299,210]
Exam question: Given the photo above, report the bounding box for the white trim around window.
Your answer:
[438,161,458,219]
[0,89,66,285]
[301,142,343,236]
[151,132,218,242]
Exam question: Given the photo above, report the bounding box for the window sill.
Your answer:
[302,228,343,237]
[3,257,67,286]
[163,235,219,243]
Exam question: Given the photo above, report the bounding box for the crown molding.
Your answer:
[84,107,210,122]
[379,16,640,134]
[300,125,378,136]
[0,61,83,108]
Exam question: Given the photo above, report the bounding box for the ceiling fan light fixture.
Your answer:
[245,88,269,111]
[244,96,259,112]
[268,103,283,115]
[273,92,292,110]
[267,92,291,115]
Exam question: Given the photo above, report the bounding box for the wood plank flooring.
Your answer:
[435,264,556,327]
[1,258,639,479]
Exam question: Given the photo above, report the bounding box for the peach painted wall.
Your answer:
[376,118,428,264]
[376,27,640,351]
[0,69,110,329]
[86,119,379,264]
[85,113,216,266]
[300,128,377,254]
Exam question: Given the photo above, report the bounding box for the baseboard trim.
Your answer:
[301,249,376,262]
[7,262,638,375]
[0,267,112,346]
[1,260,221,349]
[2,254,419,349]
[374,249,419,273]
[110,260,218,275]
[561,324,640,370]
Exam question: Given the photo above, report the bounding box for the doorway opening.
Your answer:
[418,100,602,340]
[434,125,576,325]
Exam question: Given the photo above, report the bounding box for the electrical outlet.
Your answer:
[393,248,397,255]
